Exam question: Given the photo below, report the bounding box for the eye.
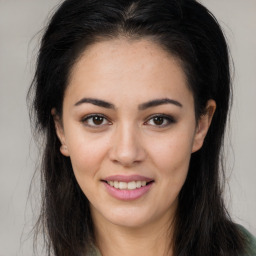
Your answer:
[145,114,175,127]
[82,114,111,127]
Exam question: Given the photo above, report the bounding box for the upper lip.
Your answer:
[103,175,153,183]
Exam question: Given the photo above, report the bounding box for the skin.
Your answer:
[53,38,216,256]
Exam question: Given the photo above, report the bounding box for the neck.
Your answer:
[92,210,174,256]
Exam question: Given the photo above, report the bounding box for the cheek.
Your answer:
[148,131,194,179]
[148,134,193,208]
[67,136,109,201]
[66,132,110,180]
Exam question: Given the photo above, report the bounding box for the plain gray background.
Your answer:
[0,0,255,255]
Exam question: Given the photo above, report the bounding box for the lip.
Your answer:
[102,175,154,201]
[103,181,153,201]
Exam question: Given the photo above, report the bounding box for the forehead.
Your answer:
[65,38,192,106]
[71,38,184,80]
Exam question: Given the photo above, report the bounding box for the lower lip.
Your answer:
[103,182,153,201]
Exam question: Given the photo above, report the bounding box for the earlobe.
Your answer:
[60,144,69,156]
[51,108,70,157]
[192,99,216,153]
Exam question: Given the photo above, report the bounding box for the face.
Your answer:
[54,39,215,229]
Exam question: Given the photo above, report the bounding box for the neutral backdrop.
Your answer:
[0,0,255,255]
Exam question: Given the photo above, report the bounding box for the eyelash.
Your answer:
[144,114,176,127]
[81,114,111,127]
[81,114,175,128]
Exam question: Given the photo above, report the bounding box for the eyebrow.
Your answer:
[74,98,115,109]
[138,98,183,110]
[74,97,182,110]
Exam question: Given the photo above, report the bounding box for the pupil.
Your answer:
[154,117,164,125]
[93,116,103,125]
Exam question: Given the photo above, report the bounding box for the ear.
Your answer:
[192,99,216,153]
[51,108,70,157]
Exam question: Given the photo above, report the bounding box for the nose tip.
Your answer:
[111,149,140,167]
[109,126,146,167]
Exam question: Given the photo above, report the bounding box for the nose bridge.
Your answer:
[110,121,145,166]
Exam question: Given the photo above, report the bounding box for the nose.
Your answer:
[109,123,146,167]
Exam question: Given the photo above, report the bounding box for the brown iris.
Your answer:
[153,116,164,125]
[93,116,104,125]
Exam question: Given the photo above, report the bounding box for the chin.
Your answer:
[94,204,154,229]
[109,215,149,229]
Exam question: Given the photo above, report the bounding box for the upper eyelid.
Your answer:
[145,113,175,121]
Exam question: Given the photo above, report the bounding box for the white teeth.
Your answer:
[114,181,119,189]
[119,182,127,189]
[128,181,136,190]
[107,180,148,190]
[141,181,146,186]
[136,181,142,188]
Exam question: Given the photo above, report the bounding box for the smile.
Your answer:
[103,175,154,200]
[107,180,147,190]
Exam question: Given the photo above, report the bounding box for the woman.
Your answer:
[29,0,256,255]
